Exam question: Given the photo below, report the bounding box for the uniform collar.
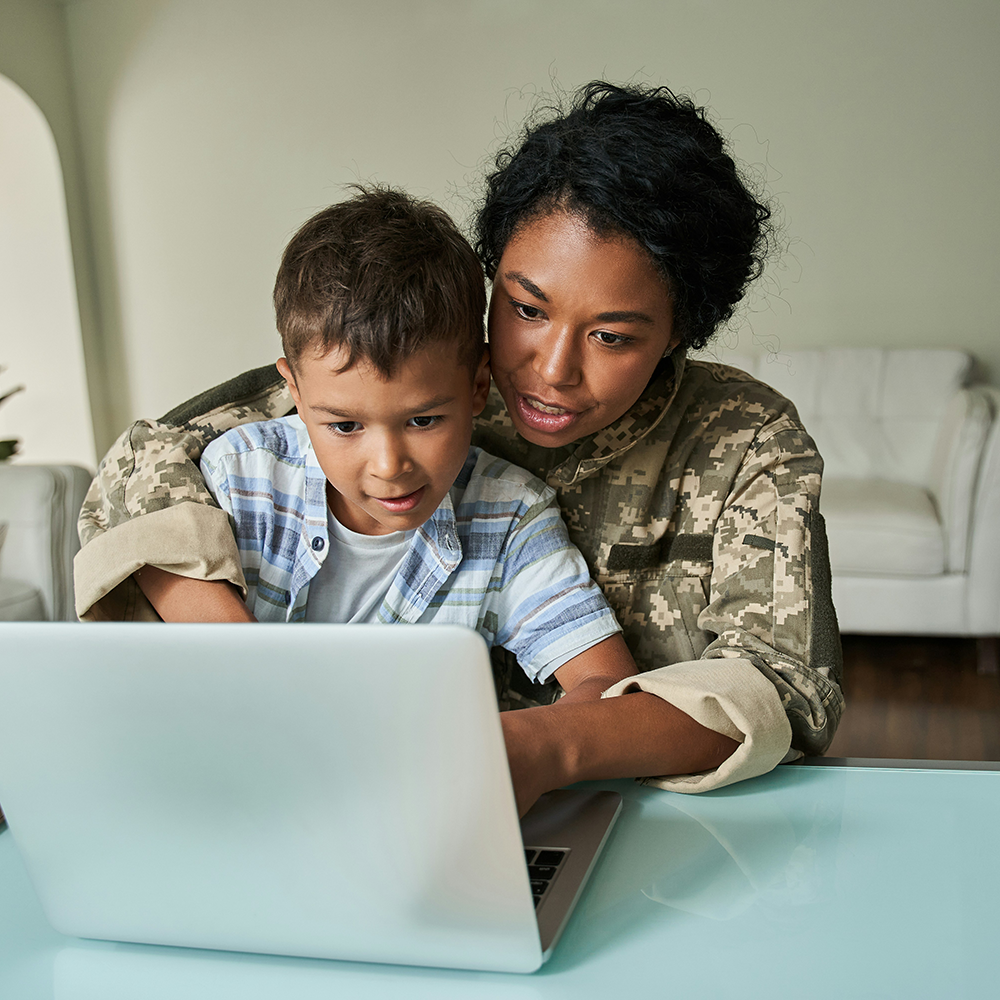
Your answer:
[547,351,687,486]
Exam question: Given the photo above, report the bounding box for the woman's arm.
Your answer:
[134,567,256,622]
[501,690,739,817]
[75,367,290,621]
[500,633,739,815]
[574,419,841,797]
[475,367,843,794]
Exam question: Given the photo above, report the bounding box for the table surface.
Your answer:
[2,761,997,999]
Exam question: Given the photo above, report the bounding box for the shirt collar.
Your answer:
[415,488,462,573]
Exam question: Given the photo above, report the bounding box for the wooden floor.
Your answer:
[826,634,1000,761]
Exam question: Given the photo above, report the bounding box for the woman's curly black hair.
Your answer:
[475,81,773,349]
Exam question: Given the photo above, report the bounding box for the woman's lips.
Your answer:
[374,486,426,512]
[515,392,579,434]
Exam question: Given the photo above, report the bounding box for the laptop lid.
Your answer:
[0,623,548,972]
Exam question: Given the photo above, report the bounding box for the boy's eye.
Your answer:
[511,300,545,321]
[408,415,441,429]
[329,421,361,435]
[593,330,632,347]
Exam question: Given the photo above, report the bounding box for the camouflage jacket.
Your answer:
[76,354,844,793]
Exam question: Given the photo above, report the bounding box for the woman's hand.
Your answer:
[500,638,741,816]
[500,707,566,818]
[501,633,637,815]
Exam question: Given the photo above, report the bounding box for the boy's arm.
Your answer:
[501,635,739,816]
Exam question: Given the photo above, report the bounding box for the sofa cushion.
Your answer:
[822,478,945,576]
[0,577,45,621]
[723,348,971,488]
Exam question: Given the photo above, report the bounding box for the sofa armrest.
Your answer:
[0,464,93,620]
[926,387,993,572]
[965,387,1000,634]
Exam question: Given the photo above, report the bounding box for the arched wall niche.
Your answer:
[0,72,96,468]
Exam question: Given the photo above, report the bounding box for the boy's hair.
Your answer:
[275,186,486,378]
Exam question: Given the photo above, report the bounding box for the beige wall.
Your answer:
[0,0,114,453]
[0,74,95,466]
[6,0,1000,448]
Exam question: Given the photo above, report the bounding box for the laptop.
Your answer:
[0,622,620,974]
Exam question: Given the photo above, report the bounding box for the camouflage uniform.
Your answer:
[76,354,843,793]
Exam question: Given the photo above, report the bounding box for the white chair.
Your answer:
[0,464,92,621]
[723,349,1000,670]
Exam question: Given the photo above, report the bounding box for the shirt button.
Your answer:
[312,537,325,551]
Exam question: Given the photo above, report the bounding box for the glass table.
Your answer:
[1,760,997,999]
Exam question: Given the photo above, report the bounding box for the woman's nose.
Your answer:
[532,327,582,388]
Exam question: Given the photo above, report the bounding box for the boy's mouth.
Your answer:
[374,486,426,513]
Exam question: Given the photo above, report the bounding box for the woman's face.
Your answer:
[487,211,679,449]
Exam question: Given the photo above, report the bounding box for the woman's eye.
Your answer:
[408,415,441,429]
[330,421,361,435]
[593,330,631,347]
[512,300,544,321]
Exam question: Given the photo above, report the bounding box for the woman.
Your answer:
[76,82,843,804]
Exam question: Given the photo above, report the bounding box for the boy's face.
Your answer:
[278,342,490,536]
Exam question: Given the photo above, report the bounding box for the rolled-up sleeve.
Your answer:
[602,656,793,792]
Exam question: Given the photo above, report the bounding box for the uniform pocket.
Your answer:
[598,567,712,669]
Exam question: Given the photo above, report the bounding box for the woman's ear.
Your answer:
[276,358,303,413]
[665,318,684,357]
[471,348,491,416]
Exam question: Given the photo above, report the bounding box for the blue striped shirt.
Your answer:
[200,416,620,682]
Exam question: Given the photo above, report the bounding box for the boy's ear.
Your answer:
[471,348,491,416]
[276,358,303,412]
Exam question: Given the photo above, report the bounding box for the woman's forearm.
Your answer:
[501,691,739,815]
[547,692,736,782]
[134,566,256,622]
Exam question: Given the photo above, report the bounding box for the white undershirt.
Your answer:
[304,509,412,623]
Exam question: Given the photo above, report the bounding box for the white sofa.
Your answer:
[725,348,1000,657]
[0,464,92,621]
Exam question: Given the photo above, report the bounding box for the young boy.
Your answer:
[190,187,637,720]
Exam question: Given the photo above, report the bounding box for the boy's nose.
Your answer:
[369,436,414,480]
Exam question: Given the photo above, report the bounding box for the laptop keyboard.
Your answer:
[524,847,568,908]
